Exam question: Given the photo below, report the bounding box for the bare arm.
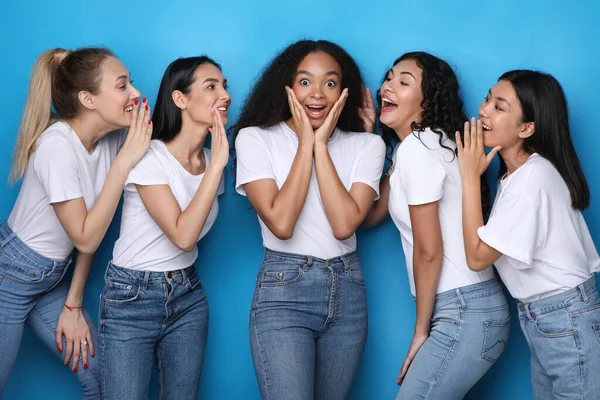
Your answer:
[52,102,152,253]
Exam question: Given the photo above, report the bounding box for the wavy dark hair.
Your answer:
[497,70,589,210]
[152,56,221,142]
[377,51,491,216]
[231,39,366,141]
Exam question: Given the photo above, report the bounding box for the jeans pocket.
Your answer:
[5,260,49,284]
[186,270,202,290]
[534,307,574,338]
[259,262,304,288]
[345,263,365,287]
[103,278,141,304]
[482,316,510,363]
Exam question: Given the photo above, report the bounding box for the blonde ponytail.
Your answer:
[10,48,70,182]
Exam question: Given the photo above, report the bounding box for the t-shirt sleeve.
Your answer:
[125,149,169,188]
[396,137,447,205]
[34,137,83,204]
[235,128,276,196]
[351,135,386,200]
[478,192,541,269]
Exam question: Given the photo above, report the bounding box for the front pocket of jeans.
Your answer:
[482,316,510,363]
[259,263,304,287]
[103,279,141,304]
[534,307,574,338]
[5,262,48,284]
[345,265,365,286]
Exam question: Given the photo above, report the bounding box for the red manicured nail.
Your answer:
[143,97,147,103]
[91,352,95,358]
[58,345,62,352]
[135,99,139,105]
[145,105,148,111]
[72,367,77,373]
[84,363,88,369]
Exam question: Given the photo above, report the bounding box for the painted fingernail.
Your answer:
[145,105,149,111]
[91,352,95,358]
[84,363,88,369]
[135,99,139,105]
[148,120,151,125]
[57,345,62,352]
[143,97,147,103]
[72,367,77,373]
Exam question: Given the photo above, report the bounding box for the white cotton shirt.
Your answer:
[112,140,224,271]
[235,122,385,259]
[478,153,599,302]
[388,128,495,297]
[8,122,126,260]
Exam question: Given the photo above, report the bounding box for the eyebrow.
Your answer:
[296,70,340,78]
[115,74,129,81]
[203,78,220,83]
[400,71,416,80]
[488,89,511,108]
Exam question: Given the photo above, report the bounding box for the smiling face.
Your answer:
[378,59,424,139]
[179,63,230,126]
[478,79,534,151]
[290,51,343,129]
[88,56,141,129]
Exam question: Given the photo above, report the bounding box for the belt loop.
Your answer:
[0,232,16,248]
[455,288,466,308]
[340,253,350,270]
[143,271,151,290]
[306,256,313,267]
[578,280,590,304]
[525,303,535,321]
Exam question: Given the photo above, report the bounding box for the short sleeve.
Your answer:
[351,135,386,200]
[125,149,169,188]
[33,137,83,204]
[396,137,447,205]
[478,192,541,269]
[235,128,276,196]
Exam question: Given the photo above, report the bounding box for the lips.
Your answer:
[305,104,327,119]
[381,96,397,112]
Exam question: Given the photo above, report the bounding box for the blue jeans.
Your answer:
[397,277,510,400]
[0,222,101,399]
[99,262,209,400]
[249,248,368,400]
[518,274,600,399]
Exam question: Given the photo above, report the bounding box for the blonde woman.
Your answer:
[0,47,150,399]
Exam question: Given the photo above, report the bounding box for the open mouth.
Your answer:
[482,123,492,132]
[125,105,134,112]
[381,97,397,112]
[306,105,327,118]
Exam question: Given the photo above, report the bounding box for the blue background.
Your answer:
[1,0,599,398]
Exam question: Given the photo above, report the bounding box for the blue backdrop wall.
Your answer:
[1,0,599,398]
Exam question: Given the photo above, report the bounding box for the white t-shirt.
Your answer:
[112,140,224,271]
[8,122,126,260]
[478,153,599,302]
[388,128,494,297]
[235,122,385,259]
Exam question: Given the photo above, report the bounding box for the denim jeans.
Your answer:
[249,248,368,400]
[518,274,600,399]
[99,262,209,400]
[396,277,510,400]
[0,222,101,399]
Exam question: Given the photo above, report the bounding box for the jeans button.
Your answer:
[167,271,173,278]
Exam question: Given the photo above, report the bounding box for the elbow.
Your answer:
[172,236,196,253]
[269,221,294,241]
[73,239,99,255]
[415,250,443,267]
[466,255,490,272]
[332,224,355,241]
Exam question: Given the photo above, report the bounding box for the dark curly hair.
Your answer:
[231,39,366,141]
[377,51,491,217]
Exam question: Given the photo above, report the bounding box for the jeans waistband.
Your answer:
[434,277,502,307]
[0,221,71,267]
[106,261,196,285]
[263,248,359,269]
[517,274,597,318]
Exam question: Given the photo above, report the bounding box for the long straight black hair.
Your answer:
[152,56,221,142]
[498,70,590,210]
